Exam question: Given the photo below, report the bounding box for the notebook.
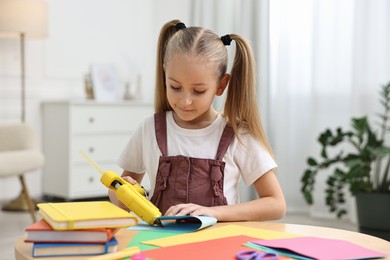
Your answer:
[25,219,119,243]
[37,201,138,230]
[32,237,118,257]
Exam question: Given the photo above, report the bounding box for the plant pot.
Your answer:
[356,193,390,241]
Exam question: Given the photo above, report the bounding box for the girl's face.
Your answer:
[164,53,228,129]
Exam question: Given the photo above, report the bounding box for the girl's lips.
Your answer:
[178,107,194,113]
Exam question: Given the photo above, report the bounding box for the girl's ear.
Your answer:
[216,74,230,96]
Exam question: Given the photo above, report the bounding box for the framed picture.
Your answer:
[90,63,121,101]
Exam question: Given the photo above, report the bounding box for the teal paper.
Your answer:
[127,230,183,251]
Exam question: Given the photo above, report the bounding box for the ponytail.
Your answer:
[154,19,181,112]
[224,34,273,154]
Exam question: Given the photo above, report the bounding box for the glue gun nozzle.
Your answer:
[154,219,163,227]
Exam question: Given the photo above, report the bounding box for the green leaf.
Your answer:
[303,191,313,204]
[371,146,390,157]
[321,148,328,159]
[337,209,347,218]
[318,129,332,145]
[326,176,336,186]
[352,117,369,135]
[307,157,318,166]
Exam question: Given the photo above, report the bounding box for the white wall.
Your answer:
[0,0,191,200]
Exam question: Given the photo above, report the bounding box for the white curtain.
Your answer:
[191,0,390,221]
[269,0,390,221]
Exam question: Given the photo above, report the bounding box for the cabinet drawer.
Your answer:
[71,164,151,198]
[70,164,124,198]
[71,135,130,164]
[71,105,153,134]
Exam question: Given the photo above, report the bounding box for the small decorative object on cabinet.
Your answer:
[41,101,153,201]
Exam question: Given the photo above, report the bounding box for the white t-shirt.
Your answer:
[118,111,277,204]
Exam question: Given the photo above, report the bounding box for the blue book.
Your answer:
[32,237,118,257]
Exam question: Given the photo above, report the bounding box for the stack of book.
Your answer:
[26,201,138,258]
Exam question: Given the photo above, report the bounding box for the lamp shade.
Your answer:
[0,0,48,39]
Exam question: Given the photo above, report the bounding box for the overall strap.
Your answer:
[154,112,168,156]
[215,124,235,160]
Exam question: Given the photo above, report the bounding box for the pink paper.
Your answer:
[251,236,386,260]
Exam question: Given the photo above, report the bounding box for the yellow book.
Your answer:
[37,201,138,230]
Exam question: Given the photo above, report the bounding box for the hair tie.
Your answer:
[175,22,186,31]
[221,34,232,46]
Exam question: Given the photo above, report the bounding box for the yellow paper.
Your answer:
[142,224,299,247]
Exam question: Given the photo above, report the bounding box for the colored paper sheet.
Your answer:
[127,230,183,251]
[142,235,291,260]
[142,224,298,247]
[250,236,387,260]
[129,215,217,232]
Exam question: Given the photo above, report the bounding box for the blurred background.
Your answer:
[0,0,389,225]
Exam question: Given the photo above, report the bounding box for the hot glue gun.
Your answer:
[80,151,163,227]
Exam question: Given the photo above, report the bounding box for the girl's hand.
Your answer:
[121,175,138,185]
[108,175,138,210]
[165,203,216,218]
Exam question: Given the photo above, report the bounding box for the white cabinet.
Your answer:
[41,101,153,200]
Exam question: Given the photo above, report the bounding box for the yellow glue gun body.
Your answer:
[100,171,162,226]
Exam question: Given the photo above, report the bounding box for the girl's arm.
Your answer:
[165,170,286,221]
[108,170,145,210]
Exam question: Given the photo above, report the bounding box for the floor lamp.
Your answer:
[0,0,48,211]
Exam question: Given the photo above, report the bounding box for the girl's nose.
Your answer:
[180,93,192,105]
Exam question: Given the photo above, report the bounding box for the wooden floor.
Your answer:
[0,205,358,260]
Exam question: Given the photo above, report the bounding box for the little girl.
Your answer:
[109,19,286,222]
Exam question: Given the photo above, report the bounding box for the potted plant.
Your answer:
[301,82,390,241]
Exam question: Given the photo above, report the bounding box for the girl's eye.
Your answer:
[194,90,206,95]
[170,85,181,91]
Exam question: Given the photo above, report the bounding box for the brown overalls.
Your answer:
[150,112,235,214]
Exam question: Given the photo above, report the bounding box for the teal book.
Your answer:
[32,237,118,257]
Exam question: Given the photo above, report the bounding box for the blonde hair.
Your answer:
[155,19,273,154]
